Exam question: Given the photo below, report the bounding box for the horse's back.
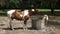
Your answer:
[7,10,15,15]
[24,10,29,16]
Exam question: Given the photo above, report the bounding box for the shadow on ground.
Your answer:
[2,27,37,30]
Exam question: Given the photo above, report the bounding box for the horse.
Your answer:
[7,9,38,30]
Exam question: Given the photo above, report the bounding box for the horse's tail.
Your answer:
[7,10,15,18]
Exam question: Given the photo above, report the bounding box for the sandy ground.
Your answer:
[0,15,60,34]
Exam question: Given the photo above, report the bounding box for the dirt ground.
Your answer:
[0,15,60,34]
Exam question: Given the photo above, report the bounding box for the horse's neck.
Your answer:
[29,10,33,15]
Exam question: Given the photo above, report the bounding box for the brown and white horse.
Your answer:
[7,9,38,30]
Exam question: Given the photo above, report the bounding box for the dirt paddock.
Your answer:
[0,15,60,34]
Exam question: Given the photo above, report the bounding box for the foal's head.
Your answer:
[43,15,48,20]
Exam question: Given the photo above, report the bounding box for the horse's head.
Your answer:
[31,9,35,12]
[28,9,39,15]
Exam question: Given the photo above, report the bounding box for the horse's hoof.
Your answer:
[11,29,14,30]
[23,28,28,30]
[10,28,14,30]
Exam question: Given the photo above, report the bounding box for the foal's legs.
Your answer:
[23,20,27,30]
[9,18,14,30]
[23,16,29,30]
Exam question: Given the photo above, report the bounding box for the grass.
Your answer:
[54,9,60,11]
[0,11,6,13]
[38,9,51,11]
[0,9,60,13]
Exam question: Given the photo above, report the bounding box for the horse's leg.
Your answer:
[23,20,27,30]
[9,18,14,30]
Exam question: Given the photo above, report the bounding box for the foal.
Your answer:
[7,9,37,30]
[41,15,48,30]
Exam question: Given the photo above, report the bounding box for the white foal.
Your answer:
[41,15,48,30]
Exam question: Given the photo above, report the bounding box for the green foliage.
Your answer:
[9,0,19,4]
[0,0,6,7]
[9,0,20,8]
[0,0,59,9]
